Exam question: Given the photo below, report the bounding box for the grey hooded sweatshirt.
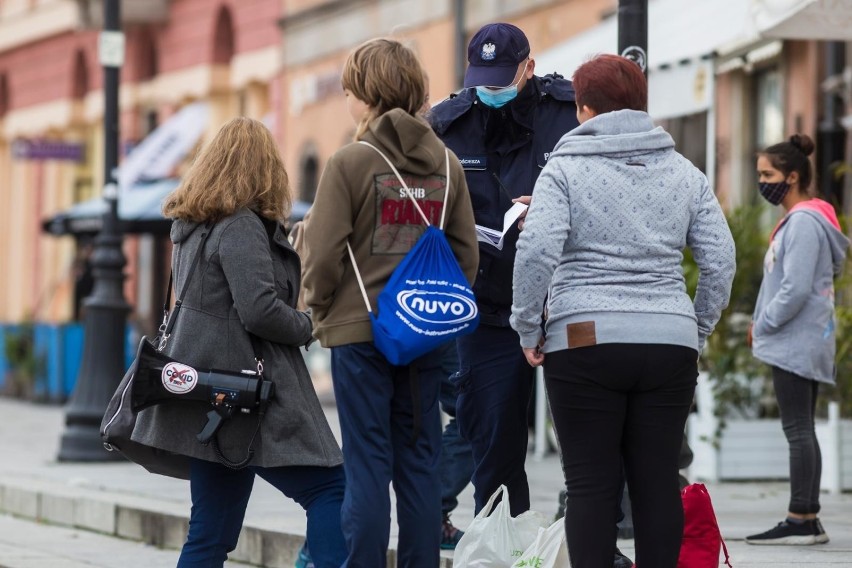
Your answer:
[511,109,736,353]
[752,199,850,384]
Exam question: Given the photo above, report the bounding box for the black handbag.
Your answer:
[101,222,275,475]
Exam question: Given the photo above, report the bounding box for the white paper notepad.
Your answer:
[475,202,529,251]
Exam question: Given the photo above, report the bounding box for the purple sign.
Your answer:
[12,139,85,162]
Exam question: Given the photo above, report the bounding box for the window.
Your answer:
[750,66,783,205]
[659,112,708,174]
[212,6,235,64]
[72,50,88,100]
[299,146,319,203]
[137,29,158,81]
[754,67,783,152]
[0,73,8,117]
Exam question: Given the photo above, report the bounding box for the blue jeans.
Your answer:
[331,342,444,568]
[773,366,822,515]
[437,342,473,516]
[455,325,535,516]
[178,459,347,568]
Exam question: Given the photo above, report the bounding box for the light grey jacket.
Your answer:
[752,200,850,384]
[132,208,343,468]
[511,109,736,353]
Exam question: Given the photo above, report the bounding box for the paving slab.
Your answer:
[1,396,851,567]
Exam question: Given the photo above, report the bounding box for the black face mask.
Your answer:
[758,181,791,205]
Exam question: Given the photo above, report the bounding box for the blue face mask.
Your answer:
[475,62,528,108]
[476,84,518,108]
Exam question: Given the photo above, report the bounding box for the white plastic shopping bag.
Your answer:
[512,518,569,568]
[454,485,549,567]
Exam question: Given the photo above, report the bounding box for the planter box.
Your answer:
[689,373,852,492]
[0,323,136,402]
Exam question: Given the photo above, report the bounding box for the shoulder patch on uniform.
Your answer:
[539,74,576,103]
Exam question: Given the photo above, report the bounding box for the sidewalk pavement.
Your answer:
[1,396,851,567]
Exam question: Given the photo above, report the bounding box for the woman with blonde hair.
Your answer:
[302,38,478,567]
[133,117,348,568]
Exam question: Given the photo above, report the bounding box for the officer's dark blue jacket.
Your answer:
[429,74,579,322]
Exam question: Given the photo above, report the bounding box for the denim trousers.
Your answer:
[331,342,443,568]
[455,325,535,516]
[177,459,347,568]
[772,366,822,515]
[545,343,697,568]
[437,341,474,517]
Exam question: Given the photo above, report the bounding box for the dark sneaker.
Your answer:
[613,547,633,568]
[441,514,464,550]
[813,518,830,544]
[295,541,314,568]
[745,519,825,545]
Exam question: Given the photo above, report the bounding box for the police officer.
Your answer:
[429,24,634,568]
[429,21,576,517]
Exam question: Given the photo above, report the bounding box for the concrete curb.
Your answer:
[0,478,454,568]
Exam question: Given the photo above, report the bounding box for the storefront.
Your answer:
[536,0,758,205]
[277,0,617,205]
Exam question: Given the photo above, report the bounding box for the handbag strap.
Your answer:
[346,141,452,315]
[159,221,265,369]
[159,222,215,350]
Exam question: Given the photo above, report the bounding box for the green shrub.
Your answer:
[687,207,852,431]
[2,323,38,398]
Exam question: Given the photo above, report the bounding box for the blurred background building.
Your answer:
[1,0,851,399]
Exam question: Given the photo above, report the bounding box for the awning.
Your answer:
[117,102,209,193]
[753,0,852,40]
[42,178,180,236]
[535,0,757,119]
[43,178,314,237]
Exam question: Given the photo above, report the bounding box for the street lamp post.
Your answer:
[57,0,128,461]
[618,0,648,76]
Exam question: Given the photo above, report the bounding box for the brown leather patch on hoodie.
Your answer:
[567,322,597,348]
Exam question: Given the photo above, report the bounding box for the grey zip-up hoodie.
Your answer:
[752,199,850,384]
[511,109,736,353]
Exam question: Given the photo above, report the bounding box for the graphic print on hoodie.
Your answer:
[372,171,446,254]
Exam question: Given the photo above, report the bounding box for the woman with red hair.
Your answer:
[511,54,736,567]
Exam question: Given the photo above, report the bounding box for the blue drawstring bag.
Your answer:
[347,142,479,366]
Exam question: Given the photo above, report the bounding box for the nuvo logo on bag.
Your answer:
[397,287,478,326]
[347,141,479,365]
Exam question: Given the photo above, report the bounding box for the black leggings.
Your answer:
[545,343,697,568]
[772,366,822,515]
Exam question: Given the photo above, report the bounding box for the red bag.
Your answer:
[634,483,732,568]
[678,483,732,568]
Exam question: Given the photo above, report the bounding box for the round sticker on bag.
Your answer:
[162,362,199,394]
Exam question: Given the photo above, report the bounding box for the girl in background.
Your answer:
[746,134,849,545]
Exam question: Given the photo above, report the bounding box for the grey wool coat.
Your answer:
[132,208,343,469]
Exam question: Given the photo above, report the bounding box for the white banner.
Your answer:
[118,102,209,192]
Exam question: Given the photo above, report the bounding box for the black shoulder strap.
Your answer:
[160,219,266,365]
[162,222,214,339]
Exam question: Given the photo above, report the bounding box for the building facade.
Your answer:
[0,0,617,327]
[277,0,617,204]
[3,0,849,331]
[0,0,282,330]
